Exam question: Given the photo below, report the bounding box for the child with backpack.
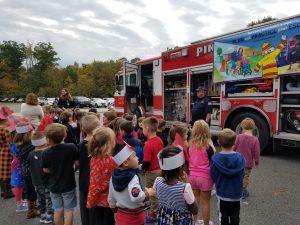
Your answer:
[189,120,215,225]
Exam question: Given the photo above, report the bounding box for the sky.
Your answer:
[0,0,299,66]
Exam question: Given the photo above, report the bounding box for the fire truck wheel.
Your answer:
[230,112,270,153]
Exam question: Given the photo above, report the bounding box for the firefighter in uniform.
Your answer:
[191,85,212,126]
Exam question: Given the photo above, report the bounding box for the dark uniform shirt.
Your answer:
[191,96,212,126]
[29,150,50,186]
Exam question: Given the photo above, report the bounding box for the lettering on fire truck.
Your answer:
[196,44,214,56]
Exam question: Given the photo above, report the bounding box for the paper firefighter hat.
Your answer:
[16,123,32,134]
[113,145,135,166]
[31,137,47,147]
[158,147,185,171]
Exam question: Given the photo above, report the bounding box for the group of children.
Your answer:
[0,104,260,225]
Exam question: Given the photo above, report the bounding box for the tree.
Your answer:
[33,42,60,72]
[0,41,26,83]
[247,16,276,27]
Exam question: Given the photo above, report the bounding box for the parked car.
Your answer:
[90,98,108,108]
[47,98,56,106]
[38,97,48,106]
[103,98,114,106]
[16,98,24,103]
[1,98,9,102]
[7,98,17,102]
[74,96,91,108]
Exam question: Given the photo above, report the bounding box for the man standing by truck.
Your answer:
[191,85,212,126]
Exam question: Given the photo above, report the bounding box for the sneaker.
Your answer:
[198,219,214,225]
[44,216,53,224]
[39,214,47,223]
[242,191,250,199]
[146,211,157,223]
[16,204,28,212]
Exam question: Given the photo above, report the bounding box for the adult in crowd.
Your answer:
[21,93,44,128]
[191,85,212,126]
[57,88,75,110]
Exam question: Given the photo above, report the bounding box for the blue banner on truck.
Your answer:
[213,17,300,83]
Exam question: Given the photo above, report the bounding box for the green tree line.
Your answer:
[0,40,140,98]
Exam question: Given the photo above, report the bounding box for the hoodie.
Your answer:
[123,134,144,164]
[16,142,35,178]
[210,151,245,200]
[108,168,149,210]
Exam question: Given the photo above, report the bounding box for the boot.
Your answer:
[2,180,14,199]
[27,201,40,219]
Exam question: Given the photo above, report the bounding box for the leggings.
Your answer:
[13,186,23,205]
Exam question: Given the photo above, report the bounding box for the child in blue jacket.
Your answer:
[210,128,245,225]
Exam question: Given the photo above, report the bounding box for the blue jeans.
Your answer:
[50,189,77,211]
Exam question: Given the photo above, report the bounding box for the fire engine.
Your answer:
[115,14,300,152]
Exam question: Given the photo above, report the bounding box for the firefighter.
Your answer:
[191,85,212,126]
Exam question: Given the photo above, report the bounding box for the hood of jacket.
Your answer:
[211,152,245,177]
[122,134,141,147]
[16,142,34,162]
[112,168,139,192]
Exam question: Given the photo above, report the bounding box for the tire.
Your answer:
[229,112,270,153]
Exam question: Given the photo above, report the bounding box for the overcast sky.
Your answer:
[0,0,299,66]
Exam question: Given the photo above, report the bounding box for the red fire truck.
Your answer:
[115,15,300,152]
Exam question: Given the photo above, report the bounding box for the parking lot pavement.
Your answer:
[0,147,299,225]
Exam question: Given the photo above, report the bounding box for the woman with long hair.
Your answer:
[57,88,75,109]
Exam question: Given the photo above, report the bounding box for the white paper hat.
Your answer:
[16,124,31,134]
[158,146,185,170]
[31,137,47,147]
[113,145,134,166]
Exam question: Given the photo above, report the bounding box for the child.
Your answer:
[74,110,87,142]
[42,123,79,225]
[108,145,152,225]
[0,106,14,199]
[210,129,245,225]
[60,110,78,145]
[103,111,117,127]
[15,123,39,219]
[152,146,198,225]
[136,117,147,146]
[233,118,260,199]
[10,141,27,212]
[109,117,126,145]
[36,105,53,131]
[120,120,143,164]
[50,107,62,123]
[141,117,163,223]
[86,127,117,225]
[189,120,216,225]
[29,131,53,223]
[123,113,138,139]
[168,121,189,182]
[157,119,168,147]
[78,115,100,225]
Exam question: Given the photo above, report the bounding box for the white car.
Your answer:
[47,98,56,106]
[103,98,114,106]
[90,98,108,108]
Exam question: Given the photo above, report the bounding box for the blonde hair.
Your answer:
[190,120,211,149]
[81,115,100,134]
[241,117,255,131]
[218,128,236,148]
[88,127,115,157]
